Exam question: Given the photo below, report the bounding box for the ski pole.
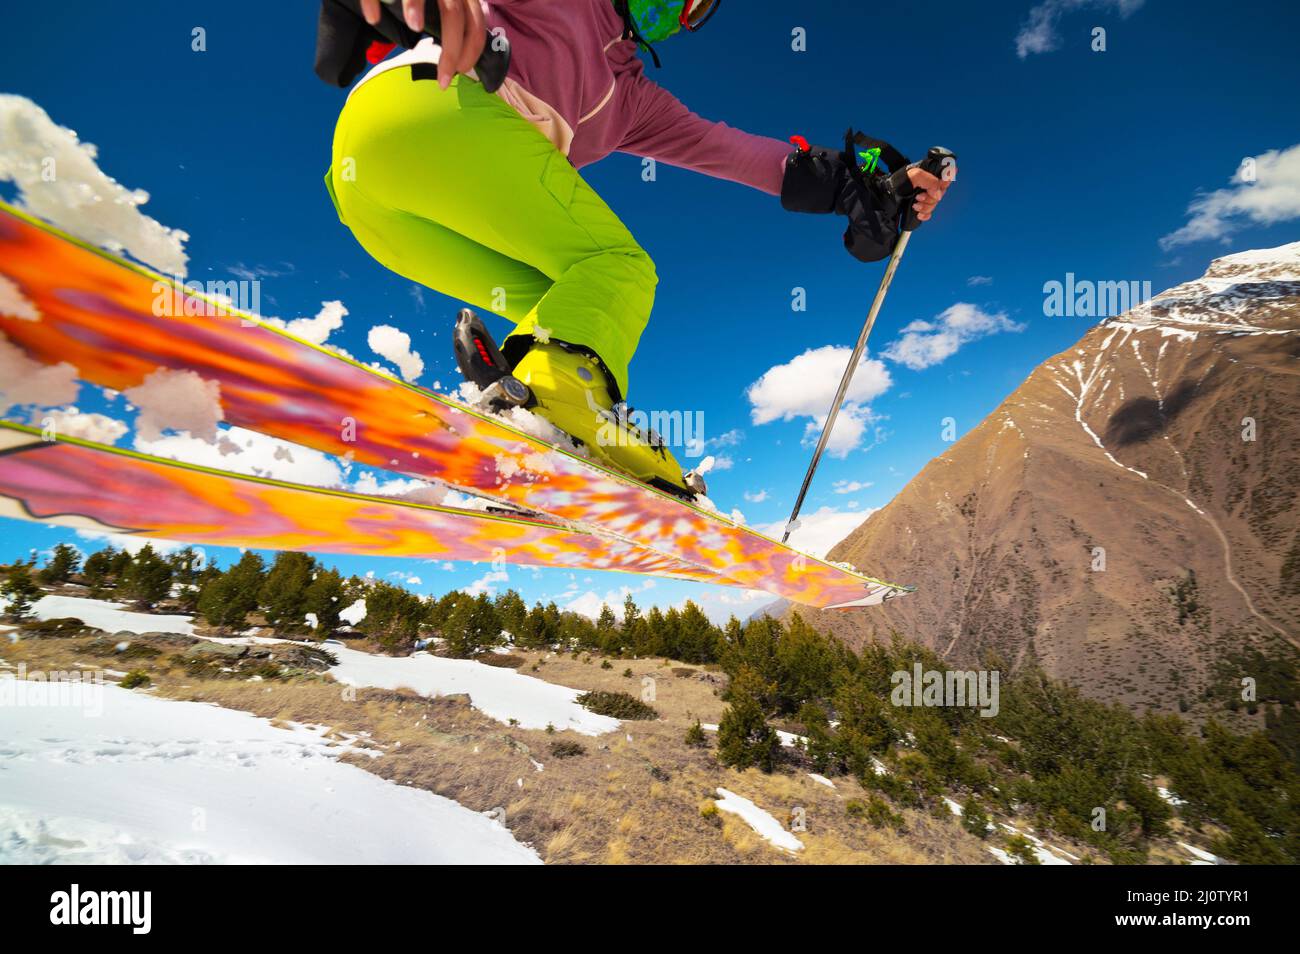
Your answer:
[782,146,955,545]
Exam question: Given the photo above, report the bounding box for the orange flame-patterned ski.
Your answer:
[0,422,732,582]
[0,204,911,608]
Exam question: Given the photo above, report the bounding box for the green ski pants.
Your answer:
[326,68,654,398]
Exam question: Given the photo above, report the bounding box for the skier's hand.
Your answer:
[435,0,488,89]
[906,166,953,223]
[361,0,426,32]
[359,1,486,90]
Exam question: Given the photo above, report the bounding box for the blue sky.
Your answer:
[2,0,1298,621]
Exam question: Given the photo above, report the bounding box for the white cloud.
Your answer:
[707,428,744,448]
[263,300,347,346]
[73,529,187,556]
[564,579,658,620]
[0,333,79,414]
[747,345,891,457]
[881,303,1024,371]
[0,275,40,321]
[967,275,993,287]
[805,403,879,458]
[832,480,872,494]
[743,489,769,503]
[137,425,346,488]
[462,569,509,598]
[123,368,224,442]
[757,505,876,559]
[0,95,189,274]
[351,471,449,506]
[387,570,423,587]
[41,407,129,445]
[748,346,891,425]
[1015,0,1145,58]
[1159,144,1300,249]
[368,324,424,382]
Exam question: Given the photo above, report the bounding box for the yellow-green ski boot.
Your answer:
[453,309,705,499]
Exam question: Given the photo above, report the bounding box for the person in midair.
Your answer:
[317,0,952,498]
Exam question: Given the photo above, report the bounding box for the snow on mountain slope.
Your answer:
[0,680,540,864]
[792,241,1300,711]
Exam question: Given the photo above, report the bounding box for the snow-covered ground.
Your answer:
[1179,841,1221,865]
[11,594,195,636]
[0,680,539,864]
[11,594,616,735]
[329,644,619,736]
[714,787,803,853]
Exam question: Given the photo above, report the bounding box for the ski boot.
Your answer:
[453,309,707,500]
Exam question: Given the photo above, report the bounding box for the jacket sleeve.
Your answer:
[615,72,791,196]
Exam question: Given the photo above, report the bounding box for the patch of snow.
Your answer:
[329,644,618,736]
[18,595,194,636]
[1179,841,1220,865]
[1157,786,1188,807]
[0,681,538,864]
[808,773,835,789]
[714,788,802,852]
[999,823,1073,865]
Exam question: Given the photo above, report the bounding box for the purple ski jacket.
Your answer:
[359,0,792,195]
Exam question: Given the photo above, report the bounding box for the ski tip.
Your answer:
[822,583,914,610]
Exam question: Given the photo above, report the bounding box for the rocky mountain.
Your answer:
[795,243,1300,712]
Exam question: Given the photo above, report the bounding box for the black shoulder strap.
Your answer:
[314,0,423,88]
[612,0,663,68]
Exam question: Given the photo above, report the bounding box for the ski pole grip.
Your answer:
[897,146,957,232]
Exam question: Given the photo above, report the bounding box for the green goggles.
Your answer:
[625,0,721,44]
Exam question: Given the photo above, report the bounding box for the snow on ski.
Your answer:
[0,204,910,608]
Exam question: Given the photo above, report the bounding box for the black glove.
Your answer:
[780,131,915,263]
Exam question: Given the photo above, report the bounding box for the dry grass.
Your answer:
[1,634,997,865]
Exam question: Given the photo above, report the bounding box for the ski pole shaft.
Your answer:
[781,230,912,543]
[781,145,955,546]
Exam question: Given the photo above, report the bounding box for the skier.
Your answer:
[318,0,952,498]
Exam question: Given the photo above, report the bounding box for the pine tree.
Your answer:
[198,551,266,630]
[38,543,81,584]
[716,665,779,772]
[621,594,644,655]
[1,563,41,621]
[676,600,719,663]
[166,547,204,586]
[108,548,133,581]
[358,581,427,651]
[493,588,527,640]
[82,546,117,596]
[596,604,622,655]
[303,567,345,635]
[443,592,501,658]
[167,547,205,611]
[121,544,174,609]
[260,552,315,632]
[517,603,549,649]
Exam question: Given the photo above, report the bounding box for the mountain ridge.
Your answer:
[788,241,1300,712]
